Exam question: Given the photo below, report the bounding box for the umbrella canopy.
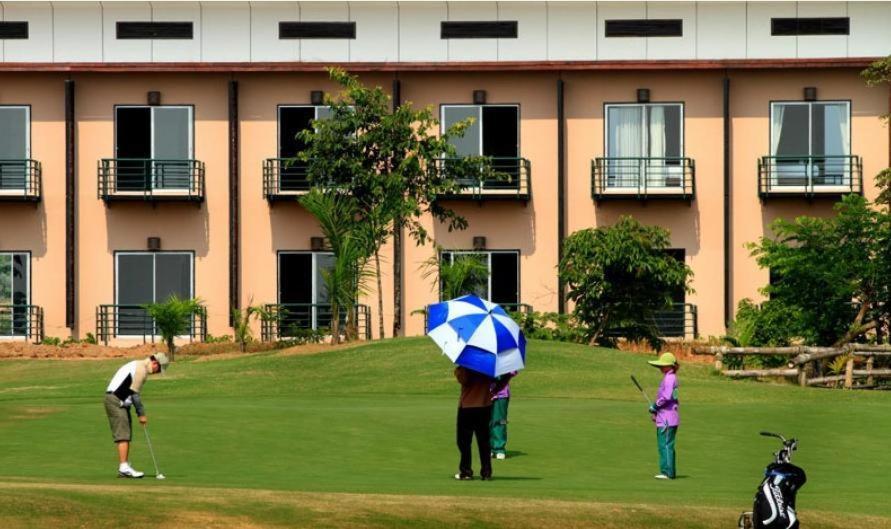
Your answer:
[426,294,526,378]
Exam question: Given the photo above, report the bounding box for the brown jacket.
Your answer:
[455,367,507,408]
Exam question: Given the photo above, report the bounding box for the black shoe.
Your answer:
[454,473,473,481]
[480,475,492,481]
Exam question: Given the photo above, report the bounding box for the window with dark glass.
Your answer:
[0,106,30,193]
[605,19,683,38]
[277,106,333,191]
[278,252,335,334]
[115,252,193,336]
[769,101,851,187]
[441,105,520,182]
[771,18,849,36]
[440,251,520,308]
[0,253,29,337]
[440,21,518,39]
[115,106,193,192]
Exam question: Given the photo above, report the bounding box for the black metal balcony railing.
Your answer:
[0,159,41,201]
[0,305,44,342]
[604,303,698,339]
[98,159,205,202]
[592,157,695,201]
[96,304,207,345]
[422,302,533,331]
[433,157,531,200]
[758,155,862,198]
[263,158,312,200]
[261,303,371,341]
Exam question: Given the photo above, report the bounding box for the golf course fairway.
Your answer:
[1,338,889,528]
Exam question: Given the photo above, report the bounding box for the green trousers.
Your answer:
[490,397,509,454]
[656,426,678,478]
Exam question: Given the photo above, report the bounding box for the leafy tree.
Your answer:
[747,193,890,346]
[558,216,692,348]
[232,298,268,352]
[144,296,203,359]
[296,68,497,339]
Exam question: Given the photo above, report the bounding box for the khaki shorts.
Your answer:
[104,393,132,443]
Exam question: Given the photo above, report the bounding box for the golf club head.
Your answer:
[156,474,166,480]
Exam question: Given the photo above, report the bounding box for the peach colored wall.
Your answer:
[729,69,890,317]
[73,73,231,342]
[1,69,887,342]
[400,72,560,336]
[0,74,67,337]
[564,70,726,337]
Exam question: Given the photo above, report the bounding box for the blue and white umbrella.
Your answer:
[426,294,526,378]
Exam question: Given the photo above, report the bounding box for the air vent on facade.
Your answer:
[771,18,849,36]
[117,22,194,40]
[441,21,518,39]
[0,22,29,39]
[279,22,356,39]
[605,19,683,38]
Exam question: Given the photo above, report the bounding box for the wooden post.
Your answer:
[844,357,855,389]
[866,356,875,386]
[798,364,808,387]
[715,351,723,371]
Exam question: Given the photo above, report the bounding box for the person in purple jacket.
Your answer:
[648,352,680,480]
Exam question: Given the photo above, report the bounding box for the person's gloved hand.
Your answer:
[648,404,658,414]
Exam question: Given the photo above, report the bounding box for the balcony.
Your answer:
[0,305,43,342]
[592,157,695,202]
[263,158,312,201]
[98,159,205,202]
[758,155,862,199]
[433,157,531,201]
[604,303,698,340]
[96,304,207,345]
[260,303,371,341]
[0,159,41,202]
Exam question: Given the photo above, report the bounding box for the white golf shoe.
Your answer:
[654,474,671,480]
[495,453,507,460]
[118,464,144,479]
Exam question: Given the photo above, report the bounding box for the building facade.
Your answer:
[0,1,889,343]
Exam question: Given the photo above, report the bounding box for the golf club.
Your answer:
[142,424,166,480]
[630,375,653,407]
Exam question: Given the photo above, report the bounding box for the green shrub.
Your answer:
[41,336,61,346]
[144,296,204,360]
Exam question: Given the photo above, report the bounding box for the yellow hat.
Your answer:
[648,352,678,367]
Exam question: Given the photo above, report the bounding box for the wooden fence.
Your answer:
[692,345,891,389]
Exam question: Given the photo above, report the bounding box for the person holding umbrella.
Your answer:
[648,352,680,480]
[426,295,526,481]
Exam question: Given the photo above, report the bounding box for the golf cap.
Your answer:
[151,353,170,371]
[648,352,678,367]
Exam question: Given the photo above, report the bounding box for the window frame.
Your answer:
[0,251,31,340]
[438,249,521,305]
[113,104,195,160]
[768,100,852,158]
[603,102,685,160]
[0,104,31,159]
[277,250,336,332]
[439,103,521,158]
[113,251,195,338]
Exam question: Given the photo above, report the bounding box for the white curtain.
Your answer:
[770,104,786,156]
[648,106,667,187]
[608,107,643,188]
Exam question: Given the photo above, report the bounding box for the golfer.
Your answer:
[648,352,680,480]
[104,353,169,478]
[490,371,516,460]
[454,366,508,481]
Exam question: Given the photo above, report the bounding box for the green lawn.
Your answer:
[1,338,889,528]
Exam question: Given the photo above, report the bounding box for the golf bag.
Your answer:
[738,432,806,529]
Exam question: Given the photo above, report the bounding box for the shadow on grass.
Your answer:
[504,450,528,459]
[490,476,543,481]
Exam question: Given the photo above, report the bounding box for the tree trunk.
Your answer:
[375,248,385,340]
[330,300,341,345]
[167,338,176,361]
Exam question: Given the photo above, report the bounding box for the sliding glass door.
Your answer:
[115,252,193,336]
[0,106,30,193]
[0,253,29,337]
[115,106,193,192]
[440,251,520,308]
[605,103,683,189]
[770,101,851,187]
[278,252,335,334]
[441,105,520,185]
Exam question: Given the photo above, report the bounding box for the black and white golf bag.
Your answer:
[738,433,807,529]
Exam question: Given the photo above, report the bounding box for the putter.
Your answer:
[630,375,653,407]
[142,424,166,480]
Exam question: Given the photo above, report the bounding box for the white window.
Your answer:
[440,251,520,307]
[114,106,194,191]
[278,251,335,333]
[769,101,851,187]
[0,252,30,338]
[441,105,521,187]
[0,106,31,193]
[604,103,684,189]
[115,252,194,336]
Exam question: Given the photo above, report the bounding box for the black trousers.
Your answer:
[457,405,493,478]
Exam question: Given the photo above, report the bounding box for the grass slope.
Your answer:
[1,338,889,528]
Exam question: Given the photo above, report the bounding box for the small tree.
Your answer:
[232,298,268,353]
[747,193,890,346]
[144,296,203,360]
[559,216,692,348]
[296,68,498,339]
[421,248,490,301]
